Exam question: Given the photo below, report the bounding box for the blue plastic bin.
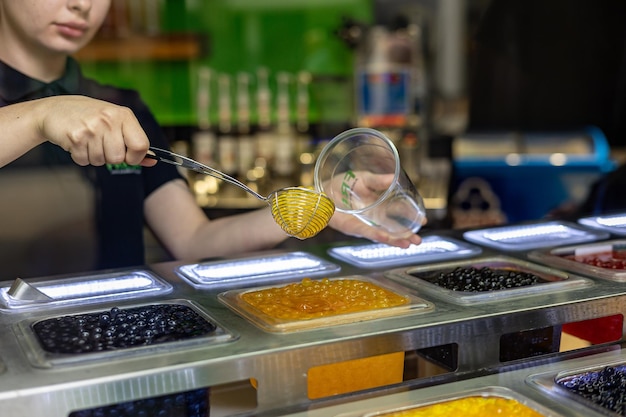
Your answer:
[452,126,617,223]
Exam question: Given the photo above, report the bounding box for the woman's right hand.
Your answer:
[35,95,155,167]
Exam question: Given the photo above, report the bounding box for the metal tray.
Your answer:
[13,299,236,368]
[527,357,626,417]
[579,212,626,236]
[528,239,626,282]
[327,235,482,269]
[336,386,562,417]
[0,270,172,312]
[218,275,434,333]
[463,220,609,252]
[385,256,593,305]
[176,251,341,288]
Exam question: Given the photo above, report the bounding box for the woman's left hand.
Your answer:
[328,211,422,248]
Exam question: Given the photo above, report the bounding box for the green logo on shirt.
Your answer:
[106,163,141,175]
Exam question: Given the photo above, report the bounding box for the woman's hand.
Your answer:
[0,95,157,168]
[328,210,422,248]
[35,95,155,167]
[321,170,425,248]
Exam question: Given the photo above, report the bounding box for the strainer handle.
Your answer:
[146,147,266,201]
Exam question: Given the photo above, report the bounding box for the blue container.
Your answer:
[452,126,617,223]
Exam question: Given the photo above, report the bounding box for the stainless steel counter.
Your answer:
[0,230,625,416]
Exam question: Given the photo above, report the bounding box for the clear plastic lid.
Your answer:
[328,235,481,268]
[176,251,340,288]
[578,212,626,236]
[463,221,609,251]
[0,270,172,312]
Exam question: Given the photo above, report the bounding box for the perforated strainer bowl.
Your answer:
[268,187,335,239]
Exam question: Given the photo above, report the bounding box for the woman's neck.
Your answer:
[0,40,66,83]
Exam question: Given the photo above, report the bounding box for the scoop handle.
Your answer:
[146,147,266,201]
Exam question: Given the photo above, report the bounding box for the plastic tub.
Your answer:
[385,256,592,305]
[529,239,626,282]
[14,299,235,368]
[218,275,433,333]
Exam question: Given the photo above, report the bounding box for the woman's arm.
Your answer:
[143,179,289,260]
[0,95,154,168]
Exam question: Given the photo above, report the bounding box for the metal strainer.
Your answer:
[146,147,335,239]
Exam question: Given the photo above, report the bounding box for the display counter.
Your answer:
[275,346,626,417]
[0,218,625,416]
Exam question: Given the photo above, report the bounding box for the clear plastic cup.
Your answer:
[314,127,426,238]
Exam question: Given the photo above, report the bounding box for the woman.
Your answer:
[0,0,421,277]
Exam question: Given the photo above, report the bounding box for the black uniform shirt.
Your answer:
[0,58,183,278]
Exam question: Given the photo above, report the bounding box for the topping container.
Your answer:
[385,256,593,304]
[529,239,626,282]
[363,387,554,417]
[218,275,433,333]
[14,299,235,368]
[528,356,626,417]
[339,386,560,417]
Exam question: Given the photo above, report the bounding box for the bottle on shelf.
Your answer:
[296,71,315,187]
[191,66,219,204]
[191,67,217,172]
[127,0,161,35]
[355,19,425,130]
[354,16,430,188]
[251,67,274,193]
[272,72,297,188]
[236,72,256,183]
[217,73,238,178]
[254,67,275,188]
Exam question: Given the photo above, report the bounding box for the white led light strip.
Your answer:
[347,241,459,260]
[195,257,321,279]
[484,224,574,242]
[40,275,155,299]
[597,215,626,227]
